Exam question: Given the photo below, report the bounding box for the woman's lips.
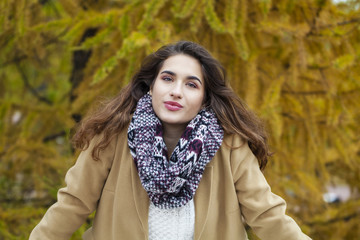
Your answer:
[164,101,183,111]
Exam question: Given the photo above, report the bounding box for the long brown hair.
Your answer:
[73,41,270,170]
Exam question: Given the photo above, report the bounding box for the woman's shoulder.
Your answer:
[222,132,248,149]
[83,127,128,157]
[221,132,255,164]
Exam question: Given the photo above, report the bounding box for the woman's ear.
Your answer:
[149,79,155,96]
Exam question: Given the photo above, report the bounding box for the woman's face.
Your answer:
[151,54,205,129]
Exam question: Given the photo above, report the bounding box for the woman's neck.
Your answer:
[162,123,187,158]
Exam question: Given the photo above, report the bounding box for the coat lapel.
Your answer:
[194,165,213,240]
[130,159,149,237]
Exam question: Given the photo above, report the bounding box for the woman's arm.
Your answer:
[29,134,117,240]
[230,135,311,240]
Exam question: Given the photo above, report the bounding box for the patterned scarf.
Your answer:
[128,94,224,209]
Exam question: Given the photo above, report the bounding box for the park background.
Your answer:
[1,0,360,239]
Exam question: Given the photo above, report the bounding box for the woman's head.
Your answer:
[129,41,227,108]
[73,40,270,170]
[150,54,205,130]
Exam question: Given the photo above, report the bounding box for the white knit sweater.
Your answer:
[148,199,195,240]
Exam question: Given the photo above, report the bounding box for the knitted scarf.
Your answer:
[128,94,224,209]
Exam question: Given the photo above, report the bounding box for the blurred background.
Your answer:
[1,0,360,239]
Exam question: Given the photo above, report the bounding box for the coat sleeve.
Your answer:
[230,135,311,240]
[29,134,117,240]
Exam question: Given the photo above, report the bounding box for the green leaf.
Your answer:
[204,0,227,33]
[333,54,355,70]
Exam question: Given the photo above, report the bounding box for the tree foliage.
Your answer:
[1,0,360,239]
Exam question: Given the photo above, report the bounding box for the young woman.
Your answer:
[30,41,312,240]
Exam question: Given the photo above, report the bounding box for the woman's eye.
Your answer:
[187,82,197,88]
[162,76,172,81]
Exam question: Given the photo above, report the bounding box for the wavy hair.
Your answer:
[73,41,270,170]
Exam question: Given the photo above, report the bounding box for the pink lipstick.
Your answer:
[164,101,183,111]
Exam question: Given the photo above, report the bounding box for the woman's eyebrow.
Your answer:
[188,76,202,85]
[161,70,176,76]
[160,70,202,85]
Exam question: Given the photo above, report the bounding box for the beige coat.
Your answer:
[30,130,311,240]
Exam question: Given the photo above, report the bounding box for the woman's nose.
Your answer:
[170,83,183,99]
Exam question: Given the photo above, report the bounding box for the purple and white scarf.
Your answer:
[128,94,223,209]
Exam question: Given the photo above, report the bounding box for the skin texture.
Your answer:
[151,54,205,155]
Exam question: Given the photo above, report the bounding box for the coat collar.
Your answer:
[194,165,213,239]
[131,157,214,240]
[131,158,149,236]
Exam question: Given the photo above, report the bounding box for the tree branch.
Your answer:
[42,130,66,142]
[15,64,53,105]
[69,28,98,102]
[306,212,359,226]
[307,17,360,36]
[0,55,28,68]
[282,90,327,95]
